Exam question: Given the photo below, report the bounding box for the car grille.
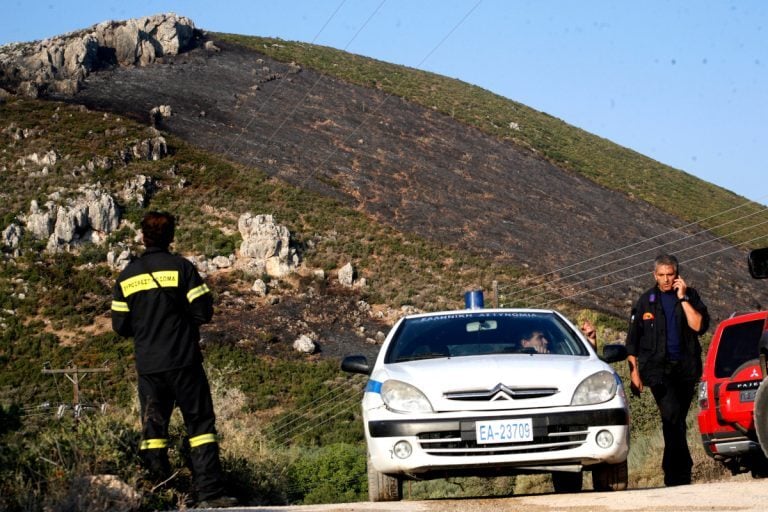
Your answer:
[444,384,559,401]
[418,424,587,456]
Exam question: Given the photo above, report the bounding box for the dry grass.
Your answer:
[207,364,271,458]
[629,411,732,489]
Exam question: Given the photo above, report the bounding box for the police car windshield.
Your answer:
[385,312,589,363]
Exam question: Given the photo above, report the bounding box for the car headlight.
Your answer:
[381,380,434,413]
[571,371,617,405]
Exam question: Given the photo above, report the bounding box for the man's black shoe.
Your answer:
[664,475,691,487]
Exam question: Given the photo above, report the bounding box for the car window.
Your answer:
[714,319,766,378]
[385,312,588,363]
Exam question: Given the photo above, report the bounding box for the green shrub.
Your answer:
[0,403,22,435]
[286,443,366,504]
[0,411,147,512]
[220,453,292,506]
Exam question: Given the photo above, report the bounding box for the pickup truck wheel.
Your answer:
[592,460,628,491]
[755,379,768,459]
[552,471,583,493]
[367,453,402,502]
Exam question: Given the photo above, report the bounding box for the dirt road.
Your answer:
[209,477,765,511]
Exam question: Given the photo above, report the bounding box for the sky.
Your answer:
[1,0,766,206]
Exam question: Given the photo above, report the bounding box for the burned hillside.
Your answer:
[42,35,763,324]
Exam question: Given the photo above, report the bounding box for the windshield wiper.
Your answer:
[396,352,449,362]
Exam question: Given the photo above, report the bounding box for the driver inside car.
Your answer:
[520,330,551,354]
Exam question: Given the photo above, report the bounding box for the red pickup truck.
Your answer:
[696,248,768,476]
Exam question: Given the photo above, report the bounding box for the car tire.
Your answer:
[754,379,768,459]
[749,453,768,479]
[551,471,583,493]
[367,453,402,502]
[592,460,628,491]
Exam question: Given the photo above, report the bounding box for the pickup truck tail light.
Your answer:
[698,380,709,409]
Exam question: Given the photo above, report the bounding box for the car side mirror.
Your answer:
[748,247,768,279]
[341,355,371,375]
[602,343,628,364]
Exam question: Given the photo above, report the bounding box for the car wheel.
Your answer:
[755,379,768,459]
[592,460,628,491]
[367,453,402,502]
[551,471,583,493]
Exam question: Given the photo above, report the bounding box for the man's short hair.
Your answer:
[141,211,175,249]
[654,253,679,273]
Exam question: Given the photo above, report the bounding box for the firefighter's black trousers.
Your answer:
[138,363,224,500]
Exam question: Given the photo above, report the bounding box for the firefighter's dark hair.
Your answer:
[141,211,175,249]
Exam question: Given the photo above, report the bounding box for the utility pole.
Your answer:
[42,364,110,418]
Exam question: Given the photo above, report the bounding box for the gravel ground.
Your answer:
[190,476,765,512]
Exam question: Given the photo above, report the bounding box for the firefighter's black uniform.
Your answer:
[111,246,225,500]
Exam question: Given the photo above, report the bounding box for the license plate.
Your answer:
[740,389,757,402]
[475,418,533,444]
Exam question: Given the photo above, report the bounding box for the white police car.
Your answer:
[342,296,629,501]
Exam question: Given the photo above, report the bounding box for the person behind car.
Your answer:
[625,253,709,487]
[580,320,597,348]
[520,330,550,353]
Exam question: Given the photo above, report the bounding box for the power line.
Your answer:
[275,388,363,446]
[533,232,768,309]
[526,195,768,285]
[266,381,363,440]
[295,0,483,190]
[502,203,768,301]
[505,215,768,306]
[219,0,484,191]
[219,0,351,156]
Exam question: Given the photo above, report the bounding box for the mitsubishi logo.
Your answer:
[751,368,761,379]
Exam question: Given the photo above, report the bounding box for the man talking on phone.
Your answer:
[626,253,709,486]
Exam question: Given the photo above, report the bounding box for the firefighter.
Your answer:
[111,211,236,507]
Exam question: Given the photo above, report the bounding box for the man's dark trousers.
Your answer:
[650,362,696,486]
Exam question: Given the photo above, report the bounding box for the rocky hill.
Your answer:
[1,13,766,364]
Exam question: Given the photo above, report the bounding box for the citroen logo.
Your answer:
[489,383,514,401]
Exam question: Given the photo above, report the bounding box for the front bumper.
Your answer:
[366,407,629,475]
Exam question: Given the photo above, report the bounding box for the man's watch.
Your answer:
[679,295,690,303]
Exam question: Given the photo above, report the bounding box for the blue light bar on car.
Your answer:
[464,290,484,309]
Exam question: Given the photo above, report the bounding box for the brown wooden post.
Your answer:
[42,366,109,418]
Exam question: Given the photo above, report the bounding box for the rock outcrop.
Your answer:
[0,13,199,97]
[236,213,300,278]
[16,185,121,252]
